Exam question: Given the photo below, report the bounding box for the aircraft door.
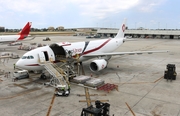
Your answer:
[38,51,49,63]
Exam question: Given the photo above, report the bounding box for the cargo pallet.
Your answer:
[70,75,118,92]
[97,83,118,93]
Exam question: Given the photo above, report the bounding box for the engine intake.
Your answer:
[90,59,107,72]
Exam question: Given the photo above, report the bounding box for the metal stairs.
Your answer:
[42,62,68,87]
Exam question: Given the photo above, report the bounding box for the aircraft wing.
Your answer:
[83,50,169,57]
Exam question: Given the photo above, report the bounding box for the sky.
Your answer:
[0,0,180,29]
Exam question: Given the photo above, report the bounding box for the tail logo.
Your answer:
[122,24,126,32]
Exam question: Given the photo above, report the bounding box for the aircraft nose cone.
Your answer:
[15,59,23,69]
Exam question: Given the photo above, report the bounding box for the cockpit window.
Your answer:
[30,56,34,59]
[21,55,34,59]
[22,56,27,59]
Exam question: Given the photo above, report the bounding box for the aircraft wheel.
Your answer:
[40,74,47,80]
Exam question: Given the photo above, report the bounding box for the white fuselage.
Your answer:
[15,38,124,71]
[0,35,20,42]
[64,38,123,61]
[16,19,126,71]
[15,19,168,72]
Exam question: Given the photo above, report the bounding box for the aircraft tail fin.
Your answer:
[114,19,126,39]
[18,22,32,36]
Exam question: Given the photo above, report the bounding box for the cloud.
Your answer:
[0,0,168,28]
[71,0,140,19]
[137,0,167,12]
[0,0,167,18]
[0,0,68,14]
[67,0,167,19]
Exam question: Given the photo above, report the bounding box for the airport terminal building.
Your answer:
[97,28,180,39]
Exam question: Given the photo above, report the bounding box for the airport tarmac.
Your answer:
[0,36,180,116]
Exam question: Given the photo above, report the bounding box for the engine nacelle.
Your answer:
[90,59,107,72]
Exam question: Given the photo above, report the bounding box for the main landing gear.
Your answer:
[40,73,47,79]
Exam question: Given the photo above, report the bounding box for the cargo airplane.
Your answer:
[0,22,33,43]
[15,19,168,72]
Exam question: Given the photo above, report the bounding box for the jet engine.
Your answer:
[90,59,107,72]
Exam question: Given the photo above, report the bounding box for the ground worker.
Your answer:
[68,85,71,91]
[61,86,65,91]
[8,72,11,78]
[13,63,15,70]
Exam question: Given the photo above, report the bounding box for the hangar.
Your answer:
[97,28,180,39]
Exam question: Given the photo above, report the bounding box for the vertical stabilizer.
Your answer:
[114,19,127,39]
[18,22,32,35]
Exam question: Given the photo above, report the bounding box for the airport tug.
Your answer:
[55,85,70,96]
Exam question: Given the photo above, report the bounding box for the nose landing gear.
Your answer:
[40,73,47,80]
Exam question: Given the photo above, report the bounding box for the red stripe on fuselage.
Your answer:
[25,61,61,66]
[26,64,40,66]
[61,44,71,46]
[82,39,111,55]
